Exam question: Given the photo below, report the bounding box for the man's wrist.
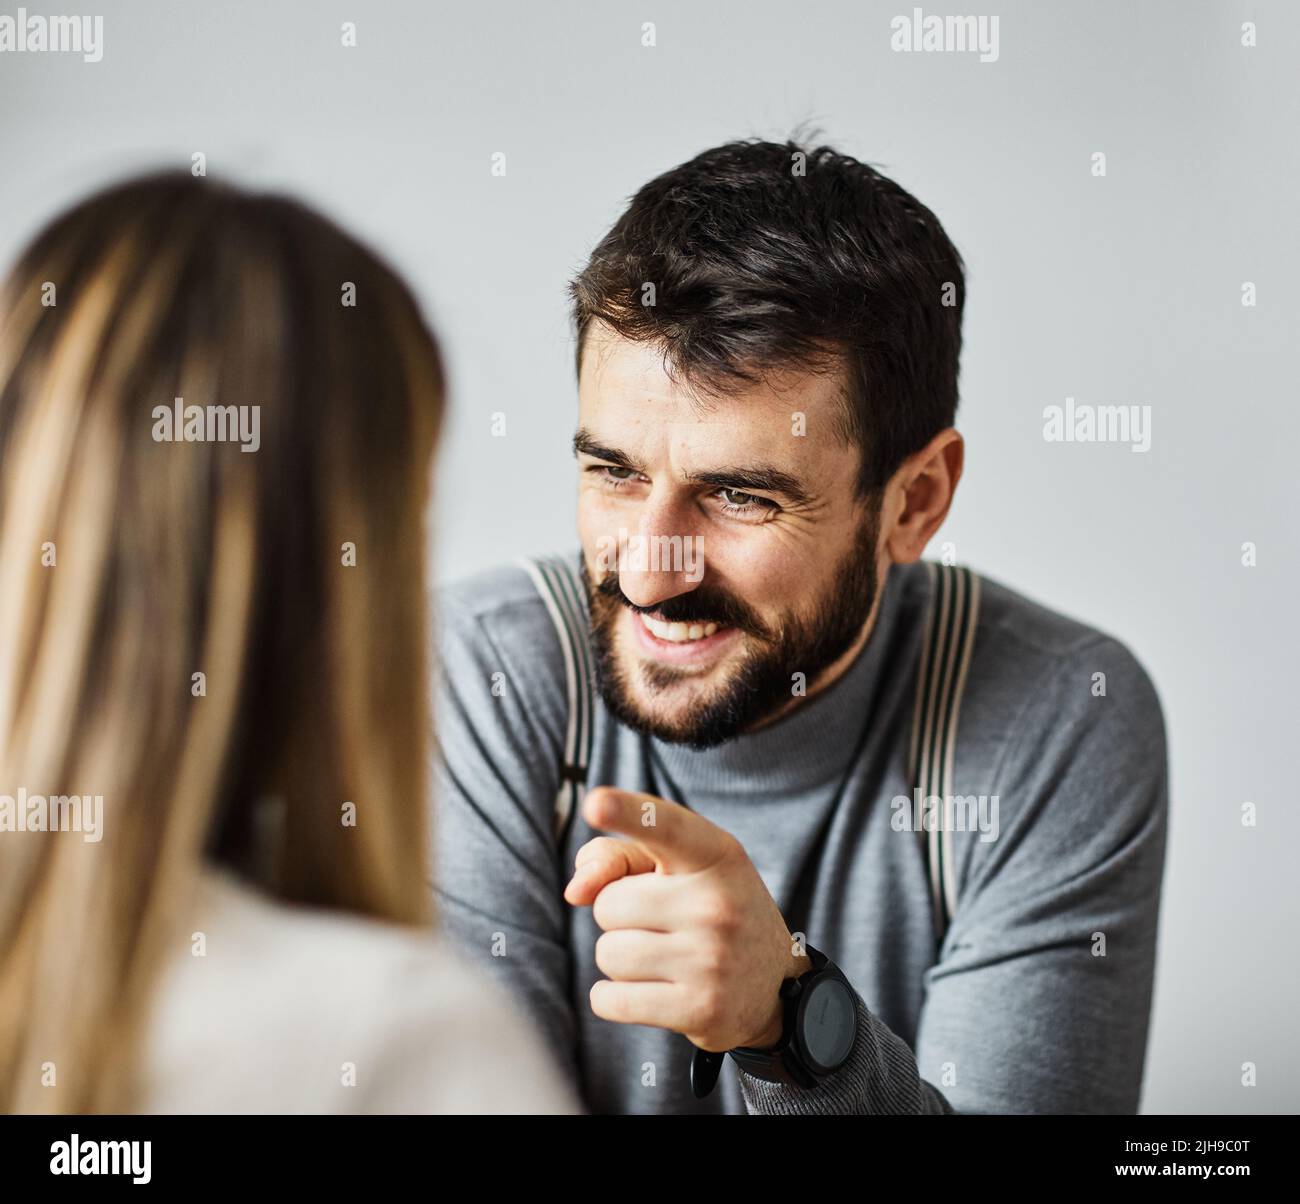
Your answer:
[748,944,814,1049]
[750,1009,784,1050]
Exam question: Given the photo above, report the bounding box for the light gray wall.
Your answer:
[2,0,1296,1113]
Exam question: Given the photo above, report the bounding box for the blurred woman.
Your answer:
[0,174,577,1113]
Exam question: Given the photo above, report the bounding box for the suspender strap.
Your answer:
[517,554,594,844]
[908,561,982,944]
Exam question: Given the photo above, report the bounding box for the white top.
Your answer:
[137,864,581,1114]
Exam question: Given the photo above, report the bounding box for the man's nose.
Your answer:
[618,493,703,611]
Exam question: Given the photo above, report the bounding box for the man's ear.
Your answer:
[882,429,964,564]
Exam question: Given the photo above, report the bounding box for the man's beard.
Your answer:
[583,512,880,750]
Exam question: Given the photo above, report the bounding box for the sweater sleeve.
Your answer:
[428,574,582,1097]
[737,991,954,1114]
[738,634,1169,1115]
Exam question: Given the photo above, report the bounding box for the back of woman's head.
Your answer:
[0,173,445,1111]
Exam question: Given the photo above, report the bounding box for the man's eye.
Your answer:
[715,488,779,519]
[604,466,636,481]
[720,487,773,509]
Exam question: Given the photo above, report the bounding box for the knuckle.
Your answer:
[589,979,616,1020]
[699,892,738,935]
[573,839,605,870]
[579,837,618,868]
[697,933,729,979]
[692,985,726,1032]
[593,932,613,974]
[591,887,618,930]
[719,832,745,861]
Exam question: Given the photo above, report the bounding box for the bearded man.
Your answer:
[432,138,1168,1116]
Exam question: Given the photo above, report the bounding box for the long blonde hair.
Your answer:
[0,173,445,1111]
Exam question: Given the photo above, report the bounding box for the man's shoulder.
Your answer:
[440,558,555,627]
[974,567,1113,653]
[972,566,1157,682]
[434,554,576,726]
[439,554,578,652]
[961,563,1166,759]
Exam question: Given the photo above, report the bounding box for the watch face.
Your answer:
[800,977,856,1070]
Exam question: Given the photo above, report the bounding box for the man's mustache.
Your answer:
[592,571,770,639]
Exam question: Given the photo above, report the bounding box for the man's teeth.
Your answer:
[641,614,720,643]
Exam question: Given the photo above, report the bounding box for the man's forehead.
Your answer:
[578,417,778,471]
[577,327,850,461]
[579,323,843,400]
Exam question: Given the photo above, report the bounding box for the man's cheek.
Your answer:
[577,495,616,576]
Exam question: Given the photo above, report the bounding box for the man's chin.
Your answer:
[588,602,807,750]
[628,663,720,705]
[598,646,764,750]
[607,698,743,750]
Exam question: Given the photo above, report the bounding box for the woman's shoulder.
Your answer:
[137,865,580,1114]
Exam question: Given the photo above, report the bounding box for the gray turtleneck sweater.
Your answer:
[430,556,1167,1114]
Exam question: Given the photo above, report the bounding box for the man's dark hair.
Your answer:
[569,137,965,497]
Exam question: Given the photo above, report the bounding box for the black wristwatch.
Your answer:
[727,944,859,1090]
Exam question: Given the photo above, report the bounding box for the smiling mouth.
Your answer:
[629,609,741,665]
[639,613,721,643]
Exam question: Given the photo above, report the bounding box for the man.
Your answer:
[432,138,1168,1114]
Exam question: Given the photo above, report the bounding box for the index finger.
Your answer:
[581,786,729,875]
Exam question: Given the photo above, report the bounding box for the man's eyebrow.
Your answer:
[685,466,812,506]
[573,429,811,505]
[572,429,646,474]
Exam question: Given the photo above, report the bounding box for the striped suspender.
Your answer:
[520,554,981,945]
[907,561,982,944]
[518,555,594,844]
